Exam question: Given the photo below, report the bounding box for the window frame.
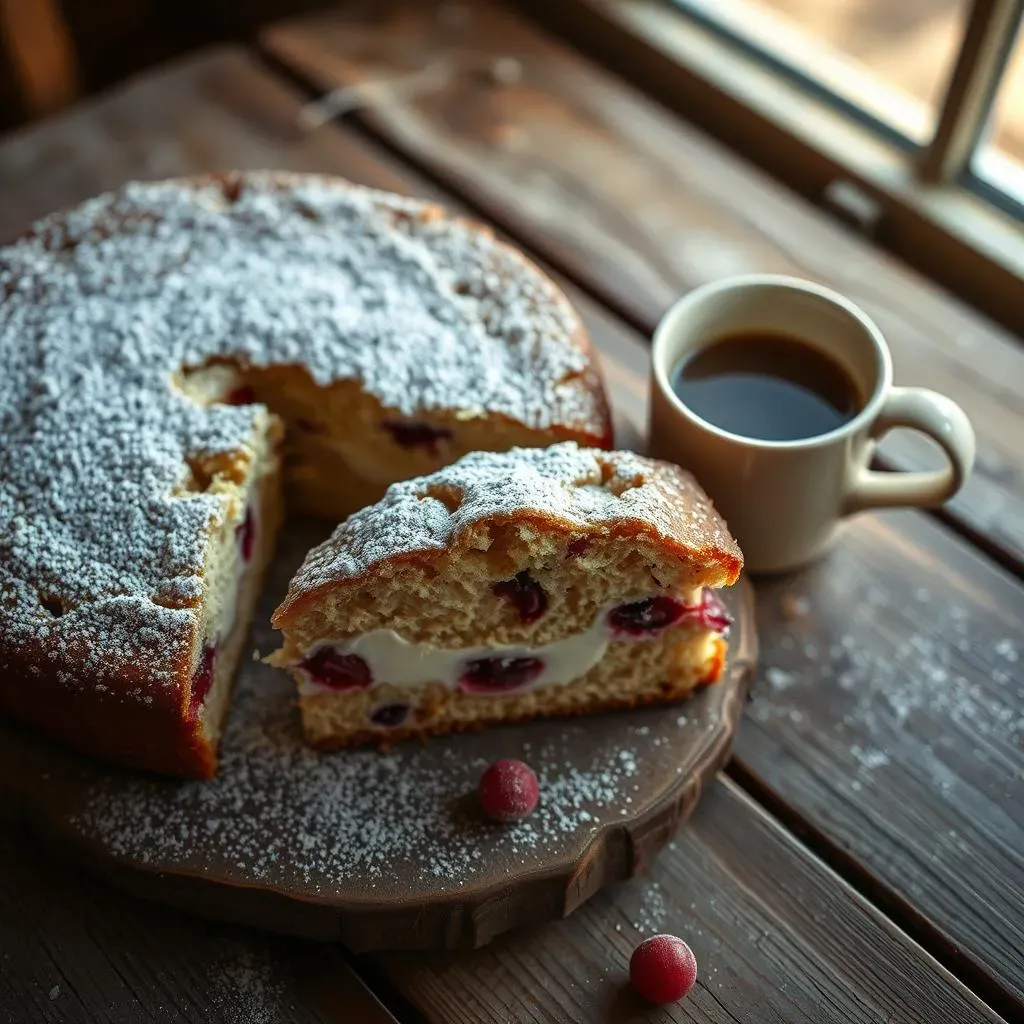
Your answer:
[516,0,1024,334]
[667,0,928,152]
[951,2,1024,222]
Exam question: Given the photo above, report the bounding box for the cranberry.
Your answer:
[630,934,697,1004]
[187,642,217,719]
[300,649,372,691]
[370,703,410,728]
[492,571,548,623]
[225,385,256,405]
[479,759,539,821]
[695,589,731,633]
[566,538,590,558]
[235,506,256,563]
[459,656,544,693]
[608,596,685,636]
[381,419,452,453]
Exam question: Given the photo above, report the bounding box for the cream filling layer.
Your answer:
[193,428,275,672]
[295,589,707,697]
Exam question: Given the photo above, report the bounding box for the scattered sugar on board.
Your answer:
[995,638,1019,663]
[765,667,796,692]
[850,745,889,771]
[73,663,661,891]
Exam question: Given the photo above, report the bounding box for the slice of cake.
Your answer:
[269,444,742,747]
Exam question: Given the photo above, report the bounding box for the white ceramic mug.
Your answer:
[649,275,976,573]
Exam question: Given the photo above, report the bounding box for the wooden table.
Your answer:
[1,4,1021,1022]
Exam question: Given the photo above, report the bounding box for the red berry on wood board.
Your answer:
[479,759,539,822]
[629,934,697,1004]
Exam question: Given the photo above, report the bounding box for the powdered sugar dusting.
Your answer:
[278,443,742,611]
[0,173,598,693]
[752,579,1024,795]
[63,520,740,901]
[72,653,660,892]
[209,947,289,1024]
[633,880,669,935]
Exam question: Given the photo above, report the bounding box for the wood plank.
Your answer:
[261,0,1024,575]
[0,827,399,1024]
[741,505,1024,1008]
[371,778,1003,1024]
[0,40,1020,1019]
[0,0,79,117]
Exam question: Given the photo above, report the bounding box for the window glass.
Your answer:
[676,0,970,143]
[972,34,1024,206]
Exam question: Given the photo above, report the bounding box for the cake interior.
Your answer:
[179,410,283,751]
[270,509,731,747]
[177,360,569,521]
[175,361,594,757]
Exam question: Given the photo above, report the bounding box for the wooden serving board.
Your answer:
[0,416,756,954]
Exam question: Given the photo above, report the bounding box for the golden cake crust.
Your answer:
[273,444,743,629]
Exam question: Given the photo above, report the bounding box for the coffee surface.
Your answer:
[670,331,863,441]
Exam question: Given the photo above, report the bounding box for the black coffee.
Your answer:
[670,331,863,441]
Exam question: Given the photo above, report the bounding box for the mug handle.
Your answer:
[844,387,976,514]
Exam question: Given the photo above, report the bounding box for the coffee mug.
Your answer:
[649,274,976,573]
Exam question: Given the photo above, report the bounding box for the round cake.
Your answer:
[0,172,612,778]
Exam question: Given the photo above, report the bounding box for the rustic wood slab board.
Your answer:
[0,436,756,954]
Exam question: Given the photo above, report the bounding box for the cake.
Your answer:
[269,444,742,747]
[0,173,611,778]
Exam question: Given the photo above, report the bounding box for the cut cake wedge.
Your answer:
[270,443,743,747]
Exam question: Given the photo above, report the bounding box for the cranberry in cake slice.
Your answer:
[269,443,743,748]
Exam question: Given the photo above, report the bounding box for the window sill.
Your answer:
[517,0,1024,334]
